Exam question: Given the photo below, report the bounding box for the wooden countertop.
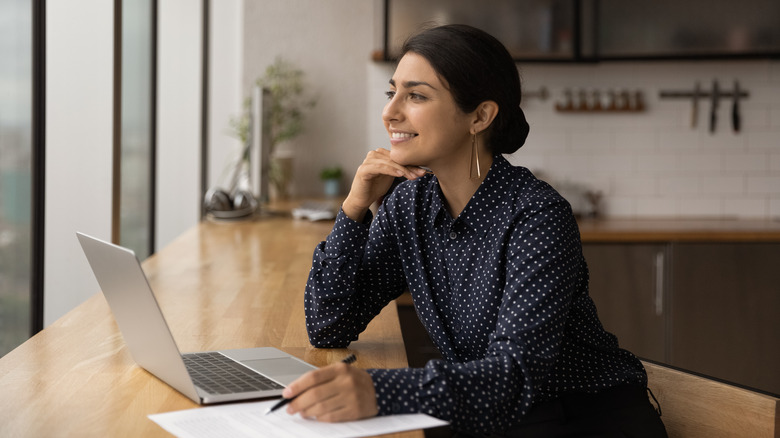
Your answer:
[0,216,420,438]
[577,218,780,243]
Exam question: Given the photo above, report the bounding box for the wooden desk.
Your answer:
[0,215,421,437]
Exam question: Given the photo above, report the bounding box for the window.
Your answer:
[118,0,156,258]
[0,0,44,357]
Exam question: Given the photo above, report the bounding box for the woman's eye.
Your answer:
[384,90,426,101]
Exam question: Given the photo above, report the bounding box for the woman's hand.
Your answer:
[283,362,378,422]
[342,148,426,222]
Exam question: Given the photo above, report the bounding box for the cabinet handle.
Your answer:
[654,251,664,316]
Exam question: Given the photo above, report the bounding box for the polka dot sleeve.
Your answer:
[304,206,407,348]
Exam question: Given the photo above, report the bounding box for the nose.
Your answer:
[382,95,402,123]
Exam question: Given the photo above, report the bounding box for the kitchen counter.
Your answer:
[577,218,780,242]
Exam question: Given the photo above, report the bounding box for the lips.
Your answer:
[389,130,418,147]
[390,132,417,139]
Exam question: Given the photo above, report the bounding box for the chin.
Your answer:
[389,148,414,166]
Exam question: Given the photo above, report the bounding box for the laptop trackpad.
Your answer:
[242,358,316,385]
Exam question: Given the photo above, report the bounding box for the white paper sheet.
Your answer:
[148,399,448,438]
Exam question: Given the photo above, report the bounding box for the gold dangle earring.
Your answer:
[469,132,481,180]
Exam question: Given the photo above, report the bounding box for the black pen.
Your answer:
[264,354,357,415]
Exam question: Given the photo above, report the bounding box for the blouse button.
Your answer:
[449,231,458,240]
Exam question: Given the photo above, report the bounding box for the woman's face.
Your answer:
[382,52,473,169]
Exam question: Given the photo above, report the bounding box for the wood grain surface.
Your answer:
[577,218,780,242]
[0,215,420,438]
[644,361,779,438]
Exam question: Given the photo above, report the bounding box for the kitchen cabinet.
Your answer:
[380,0,780,62]
[583,241,780,395]
[596,0,780,60]
[582,244,667,363]
[669,243,780,395]
[384,0,577,62]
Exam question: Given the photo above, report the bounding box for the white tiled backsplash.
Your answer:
[367,60,780,219]
[505,60,780,219]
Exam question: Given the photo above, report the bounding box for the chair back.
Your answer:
[643,360,779,438]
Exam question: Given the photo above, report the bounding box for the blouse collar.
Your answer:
[427,155,510,236]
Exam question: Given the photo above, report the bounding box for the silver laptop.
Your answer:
[76,232,317,404]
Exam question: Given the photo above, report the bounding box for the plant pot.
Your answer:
[323,178,340,197]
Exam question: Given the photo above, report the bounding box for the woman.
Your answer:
[283,24,667,437]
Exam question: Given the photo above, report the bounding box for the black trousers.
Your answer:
[451,385,668,438]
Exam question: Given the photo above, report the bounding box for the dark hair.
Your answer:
[400,24,530,154]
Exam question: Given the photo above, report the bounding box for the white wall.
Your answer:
[242,0,376,197]
[155,0,203,250]
[208,0,244,192]
[509,61,780,218]
[45,0,114,326]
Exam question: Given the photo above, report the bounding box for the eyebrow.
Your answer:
[389,78,437,90]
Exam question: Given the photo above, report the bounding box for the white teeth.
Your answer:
[391,132,416,139]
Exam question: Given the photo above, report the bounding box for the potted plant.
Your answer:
[229,57,317,200]
[320,166,342,197]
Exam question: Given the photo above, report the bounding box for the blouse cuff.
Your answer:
[367,368,423,416]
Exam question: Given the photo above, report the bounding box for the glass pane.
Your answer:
[598,0,780,57]
[387,0,575,60]
[120,0,153,258]
[0,0,32,356]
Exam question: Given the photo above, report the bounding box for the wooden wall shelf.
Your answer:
[554,89,645,113]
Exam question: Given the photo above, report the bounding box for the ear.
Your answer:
[470,101,499,135]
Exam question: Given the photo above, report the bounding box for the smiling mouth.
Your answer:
[390,132,418,140]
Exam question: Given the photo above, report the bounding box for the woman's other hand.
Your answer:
[283,361,379,422]
[342,148,426,222]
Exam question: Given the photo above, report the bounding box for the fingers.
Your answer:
[361,148,426,181]
[295,390,347,422]
[356,149,403,180]
[342,148,428,222]
[282,366,338,399]
[284,363,378,422]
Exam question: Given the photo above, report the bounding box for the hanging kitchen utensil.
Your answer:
[732,80,741,133]
[691,82,700,128]
[709,80,720,133]
[660,82,749,133]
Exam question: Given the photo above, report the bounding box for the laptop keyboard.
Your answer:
[182,352,284,395]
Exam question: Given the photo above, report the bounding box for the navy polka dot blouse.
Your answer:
[304,155,646,433]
